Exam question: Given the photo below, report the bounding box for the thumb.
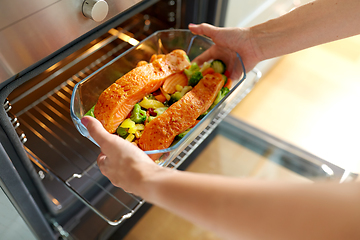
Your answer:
[81,116,117,148]
[188,23,219,39]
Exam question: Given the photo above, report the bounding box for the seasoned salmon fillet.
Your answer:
[138,73,225,151]
[94,50,190,133]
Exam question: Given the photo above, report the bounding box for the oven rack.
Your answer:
[14,25,152,225]
[8,18,262,225]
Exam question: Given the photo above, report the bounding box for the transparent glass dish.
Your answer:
[70,29,246,166]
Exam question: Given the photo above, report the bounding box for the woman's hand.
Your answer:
[188,23,262,74]
[81,116,164,195]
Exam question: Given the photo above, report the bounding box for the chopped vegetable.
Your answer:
[169,92,183,104]
[184,62,200,79]
[160,87,171,101]
[175,128,192,141]
[154,93,167,103]
[145,94,156,100]
[198,87,230,120]
[224,70,230,78]
[175,85,183,92]
[139,97,165,109]
[125,133,135,142]
[197,110,208,120]
[135,130,142,138]
[147,116,156,122]
[119,119,138,135]
[154,107,168,116]
[121,119,136,129]
[85,105,95,117]
[116,127,128,138]
[200,61,211,73]
[148,108,157,117]
[221,74,228,86]
[224,78,232,89]
[188,71,203,87]
[130,104,146,124]
[135,124,145,131]
[211,59,226,74]
[212,87,230,107]
[168,86,192,105]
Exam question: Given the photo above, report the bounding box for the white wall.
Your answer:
[225,0,313,28]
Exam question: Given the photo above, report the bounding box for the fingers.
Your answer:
[192,48,214,65]
[81,116,116,148]
[189,23,218,38]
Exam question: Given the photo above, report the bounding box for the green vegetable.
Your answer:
[154,107,168,116]
[175,128,192,141]
[85,105,95,117]
[200,61,211,72]
[145,93,156,100]
[197,110,208,120]
[139,97,165,109]
[211,59,226,74]
[147,116,156,122]
[212,87,230,107]
[168,86,193,105]
[116,127,129,138]
[130,104,146,124]
[184,62,200,79]
[188,71,203,87]
[198,87,230,120]
[169,92,183,105]
[221,74,228,86]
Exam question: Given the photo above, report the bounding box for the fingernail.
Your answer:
[81,117,89,127]
[189,23,196,27]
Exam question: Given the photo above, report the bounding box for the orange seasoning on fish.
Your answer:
[138,73,225,152]
[94,50,190,133]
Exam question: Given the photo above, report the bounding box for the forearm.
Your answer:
[251,0,360,60]
[141,169,360,240]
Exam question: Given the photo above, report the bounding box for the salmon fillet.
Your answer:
[138,73,225,151]
[94,50,190,133]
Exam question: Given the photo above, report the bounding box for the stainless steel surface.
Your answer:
[82,0,109,22]
[0,0,145,84]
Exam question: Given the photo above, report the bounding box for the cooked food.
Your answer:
[85,51,232,158]
[210,59,226,74]
[162,72,188,94]
[93,50,190,133]
[138,73,224,151]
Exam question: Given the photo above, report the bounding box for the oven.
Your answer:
[0,0,352,240]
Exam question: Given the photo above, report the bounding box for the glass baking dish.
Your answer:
[70,29,246,166]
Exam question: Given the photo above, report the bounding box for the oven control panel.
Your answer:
[82,0,109,22]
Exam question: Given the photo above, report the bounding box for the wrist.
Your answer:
[135,162,173,200]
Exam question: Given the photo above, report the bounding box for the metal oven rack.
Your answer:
[5,18,262,225]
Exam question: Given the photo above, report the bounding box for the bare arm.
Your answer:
[83,116,360,240]
[252,0,360,59]
[189,0,360,72]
